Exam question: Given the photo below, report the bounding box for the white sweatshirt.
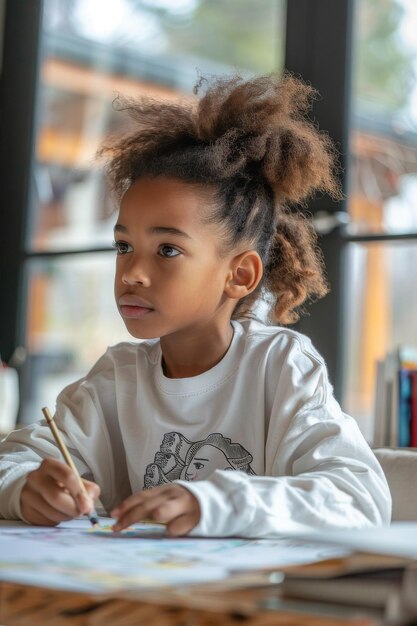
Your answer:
[0,320,391,537]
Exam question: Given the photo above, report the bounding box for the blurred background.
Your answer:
[0,0,417,441]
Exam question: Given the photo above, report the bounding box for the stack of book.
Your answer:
[275,524,417,624]
[280,557,408,619]
[373,347,417,447]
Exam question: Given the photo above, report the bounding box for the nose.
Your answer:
[120,254,151,287]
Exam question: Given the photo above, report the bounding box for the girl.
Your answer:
[0,73,391,537]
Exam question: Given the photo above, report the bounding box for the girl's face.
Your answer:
[114,177,234,340]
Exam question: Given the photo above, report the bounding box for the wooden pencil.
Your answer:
[41,406,100,527]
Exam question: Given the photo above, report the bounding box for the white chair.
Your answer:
[373,448,417,521]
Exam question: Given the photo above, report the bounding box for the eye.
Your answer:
[158,245,181,258]
[193,462,204,470]
[112,240,132,255]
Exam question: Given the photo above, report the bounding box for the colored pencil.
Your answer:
[42,406,100,527]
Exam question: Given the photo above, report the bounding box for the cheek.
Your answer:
[114,269,121,297]
[192,260,228,292]
[114,258,120,274]
[114,260,125,285]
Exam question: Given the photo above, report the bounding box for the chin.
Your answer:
[127,328,161,340]
[123,321,161,340]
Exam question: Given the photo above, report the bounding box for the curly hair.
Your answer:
[99,72,342,324]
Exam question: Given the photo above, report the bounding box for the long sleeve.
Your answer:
[180,406,391,537]
[177,334,392,538]
[0,419,92,520]
[0,347,134,521]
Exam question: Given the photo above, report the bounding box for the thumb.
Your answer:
[82,479,101,501]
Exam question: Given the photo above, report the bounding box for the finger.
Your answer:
[21,504,59,527]
[146,496,188,525]
[41,476,82,517]
[26,459,91,517]
[111,487,159,518]
[112,485,174,517]
[112,494,172,531]
[166,513,197,537]
[21,488,75,525]
[36,459,92,513]
[27,472,83,518]
[114,491,189,531]
[82,479,101,502]
[35,458,80,492]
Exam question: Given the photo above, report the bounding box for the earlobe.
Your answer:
[225,250,263,300]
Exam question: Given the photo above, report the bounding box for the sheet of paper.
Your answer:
[292,522,417,559]
[0,518,349,594]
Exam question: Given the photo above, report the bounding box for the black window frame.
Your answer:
[284,0,354,399]
[0,0,43,364]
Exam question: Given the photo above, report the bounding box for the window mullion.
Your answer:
[0,0,43,361]
[284,0,354,400]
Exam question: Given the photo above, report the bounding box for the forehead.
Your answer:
[192,445,228,459]
[119,177,214,230]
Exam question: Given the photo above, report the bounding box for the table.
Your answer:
[0,579,382,626]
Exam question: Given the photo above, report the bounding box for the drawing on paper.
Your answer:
[0,519,350,594]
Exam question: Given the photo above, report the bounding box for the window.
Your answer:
[17,0,286,422]
[343,0,417,438]
[6,1,401,441]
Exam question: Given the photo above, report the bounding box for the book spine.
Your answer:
[398,369,412,447]
[373,360,386,447]
[410,372,417,447]
[388,349,400,447]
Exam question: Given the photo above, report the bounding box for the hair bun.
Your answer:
[196,72,342,204]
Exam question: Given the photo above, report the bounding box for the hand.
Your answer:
[20,457,100,526]
[111,484,200,536]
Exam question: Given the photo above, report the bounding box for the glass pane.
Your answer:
[30,0,286,253]
[21,253,131,424]
[343,242,417,442]
[20,0,285,426]
[349,0,417,235]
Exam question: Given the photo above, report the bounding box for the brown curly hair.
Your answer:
[99,72,342,324]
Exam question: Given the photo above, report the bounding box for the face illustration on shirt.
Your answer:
[144,431,255,488]
[185,444,234,481]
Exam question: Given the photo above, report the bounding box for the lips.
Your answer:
[118,294,154,319]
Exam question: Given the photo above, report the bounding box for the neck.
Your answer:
[160,321,234,378]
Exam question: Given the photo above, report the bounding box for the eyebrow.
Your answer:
[114,223,193,240]
[193,458,209,462]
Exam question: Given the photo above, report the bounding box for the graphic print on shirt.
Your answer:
[144,432,256,488]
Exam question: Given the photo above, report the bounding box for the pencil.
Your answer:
[41,406,100,527]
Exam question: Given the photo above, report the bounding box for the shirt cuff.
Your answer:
[176,470,254,537]
[0,463,40,521]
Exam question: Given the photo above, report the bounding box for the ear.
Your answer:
[224,250,263,300]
